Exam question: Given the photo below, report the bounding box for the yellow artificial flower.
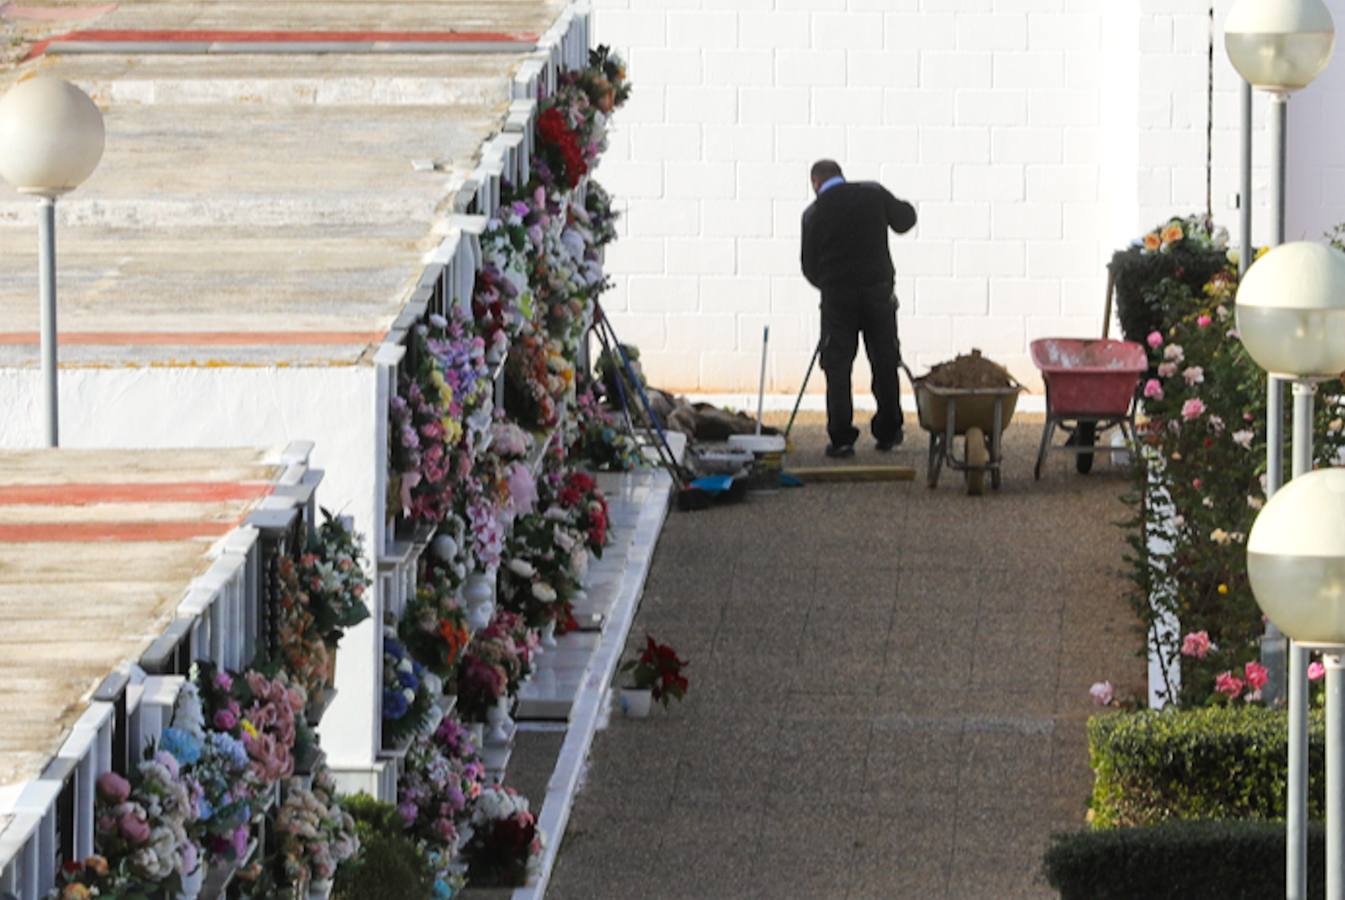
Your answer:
[1218,584,1229,595]
[1255,245,1271,261]
[241,719,259,739]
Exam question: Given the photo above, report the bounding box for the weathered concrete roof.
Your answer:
[0,1,568,366]
[0,447,279,788]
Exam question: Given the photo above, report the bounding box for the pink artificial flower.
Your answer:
[1215,671,1245,698]
[118,811,151,845]
[1182,366,1204,386]
[213,671,233,692]
[1180,631,1211,659]
[1245,661,1269,692]
[1157,362,1178,378]
[1197,314,1212,328]
[213,709,237,731]
[1147,331,1164,349]
[96,771,131,804]
[1181,398,1206,420]
[1143,379,1164,401]
[1192,478,1202,490]
[1089,681,1115,706]
[1310,661,1327,682]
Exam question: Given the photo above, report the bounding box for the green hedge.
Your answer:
[1044,820,1325,900]
[1089,707,1325,828]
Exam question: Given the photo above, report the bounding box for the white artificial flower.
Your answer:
[508,559,537,579]
[532,582,558,603]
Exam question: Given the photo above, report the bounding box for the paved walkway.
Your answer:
[547,413,1140,899]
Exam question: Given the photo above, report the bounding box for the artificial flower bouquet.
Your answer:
[273,766,360,890]
[620,635,689,709]
[382,616,439,749]
[91,757,200,892]
[463,786,544,887]
[400,569,473,678]
[193,661,309,790]
[301,508,372,648]
[396,721,485,851]
[569,383,643,472]
[274,554,332,701]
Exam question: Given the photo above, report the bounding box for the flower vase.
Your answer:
[486,695,512,743]
[619,687,653,719]
[541,619,558,649]
[464,572,495,631]
[308,878,333,899]
[177,864,204,899]
[467,721,485,748]
[468,598,494,632]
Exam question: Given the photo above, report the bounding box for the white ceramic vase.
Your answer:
[177,863,204,899]
[431,534,459,563]
[486,695,512,743]
[619,687,652,719]
[541,619,558,649]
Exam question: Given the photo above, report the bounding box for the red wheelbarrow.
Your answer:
[1030,338,1146,479]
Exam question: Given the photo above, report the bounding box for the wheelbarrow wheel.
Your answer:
[1074,421,1097,474]
[965,427,987,496]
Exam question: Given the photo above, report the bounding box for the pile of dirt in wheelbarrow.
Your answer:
[922,349,1015,389]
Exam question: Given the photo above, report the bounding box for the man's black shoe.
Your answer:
[825,443,855,459]
[876,432,904,452]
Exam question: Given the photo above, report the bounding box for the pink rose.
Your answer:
[1192,478,1202,490]
[1143,379,1164,401]
[1147,331,1163,349]
[1215,671,1245,698]
[1089,681,1114,706]
[1180,631,1211,659]
[213,709,238,731]
[1197,314,1212,328]
[1310,661,1327,682]
[213,670,233,692]
[1181,398,1206,420]
[1245,661,1269,692]
[96,771,131,804]
[118,811,151,845]
[1157,362,1178,378]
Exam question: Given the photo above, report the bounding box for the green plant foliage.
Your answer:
[333,795,435,900]
[1044,820,1326,900]
[1120,257,1345,706]
[1109,215,1231,345]
[1087,708,1325,829]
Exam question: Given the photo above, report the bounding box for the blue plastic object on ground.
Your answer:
[779,473,804,488]
[689,475,735,494]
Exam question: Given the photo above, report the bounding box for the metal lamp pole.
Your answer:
[1226,2,1336,894]
[0,78,105,448]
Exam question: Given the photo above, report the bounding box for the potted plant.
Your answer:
[618,635,688,718]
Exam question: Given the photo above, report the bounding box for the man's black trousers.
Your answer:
[819,282,902,449]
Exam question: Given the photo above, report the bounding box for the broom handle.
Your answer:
[756,326,769,434]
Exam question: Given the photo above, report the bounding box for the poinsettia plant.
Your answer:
[620,636,689,709]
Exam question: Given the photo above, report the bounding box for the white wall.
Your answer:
[592,0,1342,394]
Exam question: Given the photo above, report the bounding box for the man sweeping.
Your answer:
[800,159,917,458]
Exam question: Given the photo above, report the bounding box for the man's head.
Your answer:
[810,159,843,195]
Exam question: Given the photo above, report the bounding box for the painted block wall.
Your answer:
[592,0,1332,394]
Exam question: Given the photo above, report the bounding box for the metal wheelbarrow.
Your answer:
[911,365,1024,496]
[1029,338,1146,479]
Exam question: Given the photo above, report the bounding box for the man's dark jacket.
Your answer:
[801,181,917,291]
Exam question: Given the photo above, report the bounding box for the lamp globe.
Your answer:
[0,77,105,199]
[1236,242,1345,378]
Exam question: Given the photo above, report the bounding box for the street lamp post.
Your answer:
[0,77,105,448]
[1249,466,1345,900]
[1239,241,1345,899]
[1226,4,1336,895]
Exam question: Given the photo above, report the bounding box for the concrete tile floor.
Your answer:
[544,414,1142,899]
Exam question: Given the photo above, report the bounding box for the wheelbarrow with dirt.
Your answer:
[910,354,1024,495]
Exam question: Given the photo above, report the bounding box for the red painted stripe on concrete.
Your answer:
[26,28,538,58]
[0,521,235,542]
[0,331,385,347]
[0,482,273,506]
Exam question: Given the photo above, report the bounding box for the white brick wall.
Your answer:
[593,0,1340,393]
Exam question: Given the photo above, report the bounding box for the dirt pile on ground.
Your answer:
[922,349,1015,389]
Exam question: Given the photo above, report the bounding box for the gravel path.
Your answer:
[546,413,1142,900]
